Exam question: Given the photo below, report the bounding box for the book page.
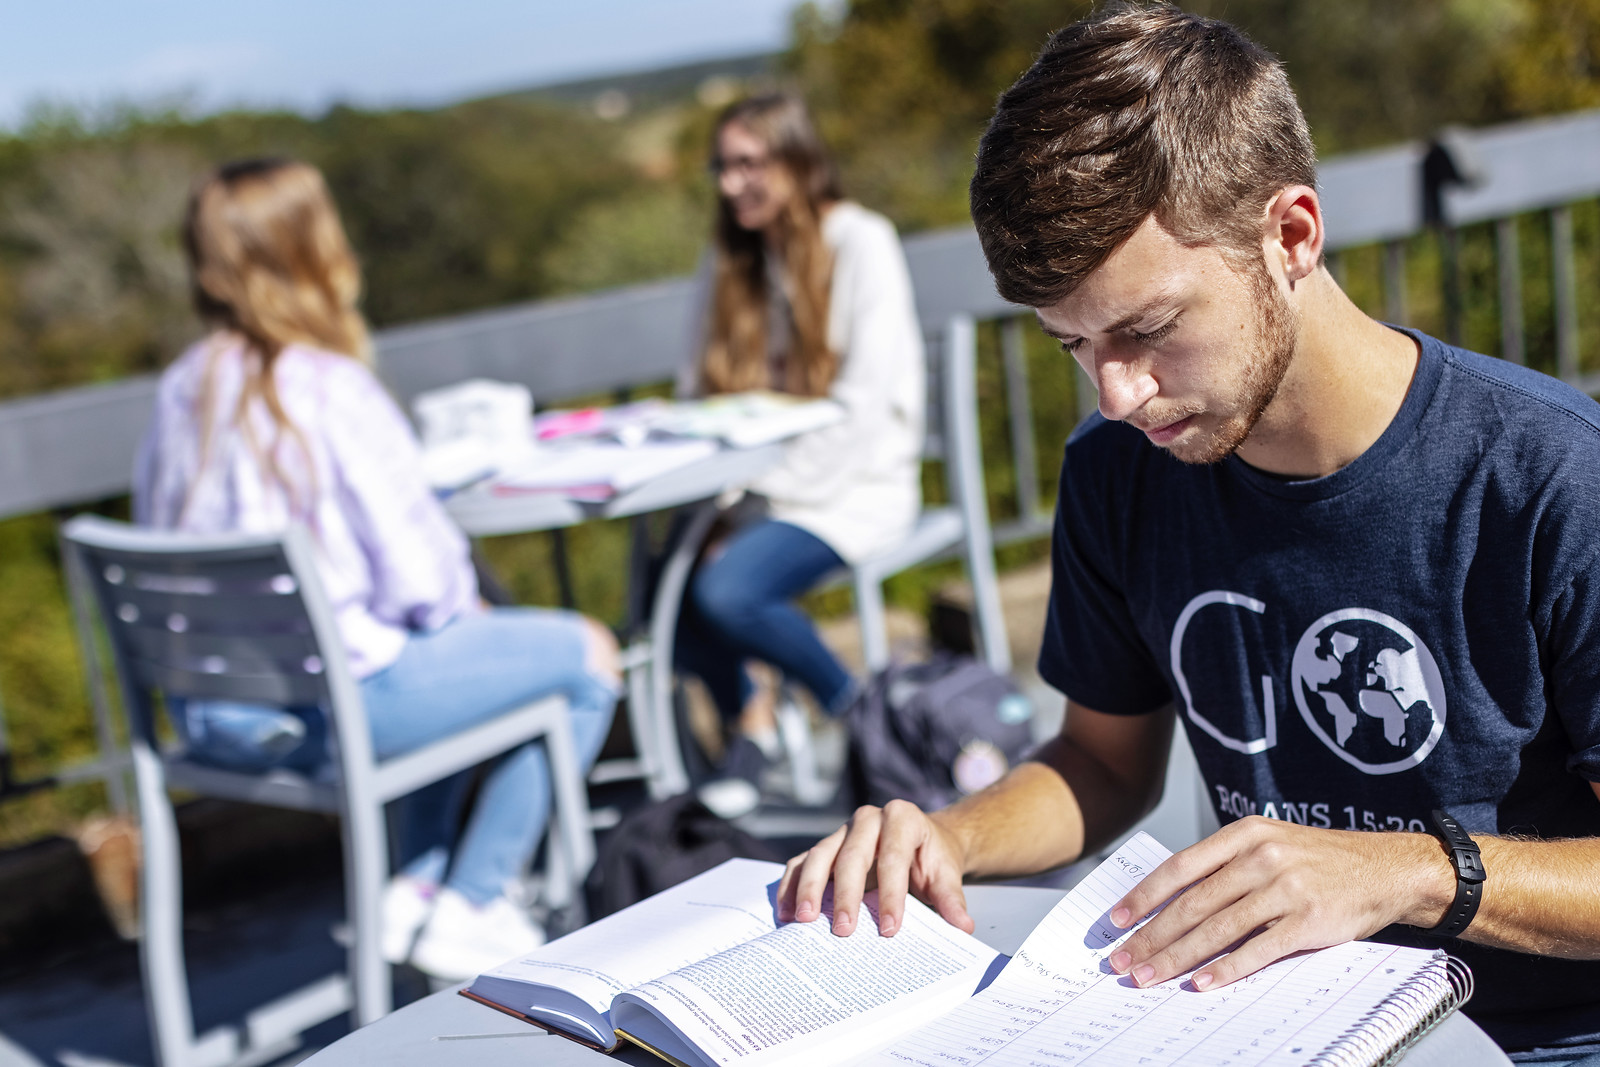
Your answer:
[480,859,785,1017]
[613,887,998,1067]
[852,832,1449,1067]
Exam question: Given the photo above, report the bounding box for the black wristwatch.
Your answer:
[1424,809,1485,938]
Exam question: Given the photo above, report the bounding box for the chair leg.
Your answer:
[341,792,391,1025]
[543,817,573,912]
[134,746,201,1067]
[854,571,892,674]
[963,532,1013,675]
[623,642,656,785]
[776,688,830,807]
[644,502,720,799]
[543,707,596,905]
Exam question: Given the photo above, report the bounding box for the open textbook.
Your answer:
[462,835,1472,1067]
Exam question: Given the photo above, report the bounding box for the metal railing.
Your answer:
[2,107,1599,817]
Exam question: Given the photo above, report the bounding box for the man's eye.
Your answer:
[1133,321,1178,345]
[1059,339,1085,354]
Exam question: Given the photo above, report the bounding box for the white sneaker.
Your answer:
[697,776,761,820]
[408,888,546,981]
[381,875,436,964]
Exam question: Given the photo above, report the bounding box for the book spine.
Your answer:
[1306,955,1474,1067]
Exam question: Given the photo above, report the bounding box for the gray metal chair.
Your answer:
[61,516,596,1067]
[847,313,1011,676]
[774,314,1011,804]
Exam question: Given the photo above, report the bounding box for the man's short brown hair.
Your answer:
[970,3,1316,307]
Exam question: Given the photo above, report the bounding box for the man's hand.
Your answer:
[1107,816,1453,990]
[775,706,1172,942]
[777,800,975,938]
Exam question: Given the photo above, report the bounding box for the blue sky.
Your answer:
[0,0,803,128]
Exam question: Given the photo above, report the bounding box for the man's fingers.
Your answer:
[781,801,963,940]
[1190,922,1304,991]
[1111,837,1231,929]
[927,882,975,934]
[828,806,886,936]
[1119,893,1267,988]
[788,826,849,923]
[871,800,928,936]
[777,852,811,921]
[1111,864,1251,979]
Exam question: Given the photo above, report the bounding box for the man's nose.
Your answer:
[1094,352,1159,422]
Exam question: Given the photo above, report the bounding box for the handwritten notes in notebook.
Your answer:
[853,832,1449,1067]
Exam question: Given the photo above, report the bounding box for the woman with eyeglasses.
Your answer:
[677,93,925,815]
[136,158,619,980]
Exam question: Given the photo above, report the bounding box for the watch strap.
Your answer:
[1426,809,1485,938]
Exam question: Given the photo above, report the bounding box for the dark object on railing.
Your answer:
[0,749,57,801]
[1422,127,1488,345]
[0,694,57,801]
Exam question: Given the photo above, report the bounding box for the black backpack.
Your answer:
[583,793,781,919]
[842,652,1037,812]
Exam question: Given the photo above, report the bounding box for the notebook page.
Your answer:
[851,832,1447,1067]
[480,858,784,1015]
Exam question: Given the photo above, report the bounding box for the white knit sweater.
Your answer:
[682,202,926,565]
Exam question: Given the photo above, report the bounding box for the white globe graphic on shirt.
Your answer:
[1290,608,1447,775]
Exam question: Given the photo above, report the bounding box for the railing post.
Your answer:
[1000,317,1043,530]
[1495,216,1525,365]
[1551,205,1580,383]
[1439,226,1464,346]
[1384,240,1409,326]
[946,314,1012,674]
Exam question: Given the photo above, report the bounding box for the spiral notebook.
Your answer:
[853,832,1474,1067]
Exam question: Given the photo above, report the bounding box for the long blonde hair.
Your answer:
[702,94,842,398]
[182,159,370,513]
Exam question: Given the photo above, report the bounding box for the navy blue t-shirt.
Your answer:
[1038,329,1600,1056]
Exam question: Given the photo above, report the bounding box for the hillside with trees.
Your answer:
[2,0,1599,845]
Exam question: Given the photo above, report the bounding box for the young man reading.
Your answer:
[777,4,1600,1059]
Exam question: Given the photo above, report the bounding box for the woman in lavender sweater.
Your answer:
[135,158,617,981]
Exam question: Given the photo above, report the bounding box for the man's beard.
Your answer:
[1168,262,1297,465]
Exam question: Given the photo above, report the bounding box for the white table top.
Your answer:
[303,884,1511,1067]
[443,443,782,537]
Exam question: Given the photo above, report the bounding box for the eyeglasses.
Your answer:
[708,153,772,179]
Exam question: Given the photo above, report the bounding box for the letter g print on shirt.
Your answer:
[1170,593,1448,775]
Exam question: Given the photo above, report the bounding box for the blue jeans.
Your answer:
[173,608,617,906]
[676,519,853,722]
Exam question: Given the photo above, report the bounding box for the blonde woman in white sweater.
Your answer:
[677,93,925,795]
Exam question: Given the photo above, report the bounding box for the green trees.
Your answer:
[788,0,1600,231]
[3,1,1598,402]
[3,0,1600,846]
[0,99,643,400]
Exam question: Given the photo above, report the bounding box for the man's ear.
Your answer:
[1262,185,1323,288]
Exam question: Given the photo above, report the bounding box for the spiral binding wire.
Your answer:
[1305,954,1473,1067]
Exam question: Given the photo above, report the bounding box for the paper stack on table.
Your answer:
[491,439,719,501]
[532,392,845,449]
[652,392,845,447]
[413,379,539,491]
[419,382,843,501]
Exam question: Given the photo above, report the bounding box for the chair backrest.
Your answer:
[919,315,984,492]
[60,516,363,754]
